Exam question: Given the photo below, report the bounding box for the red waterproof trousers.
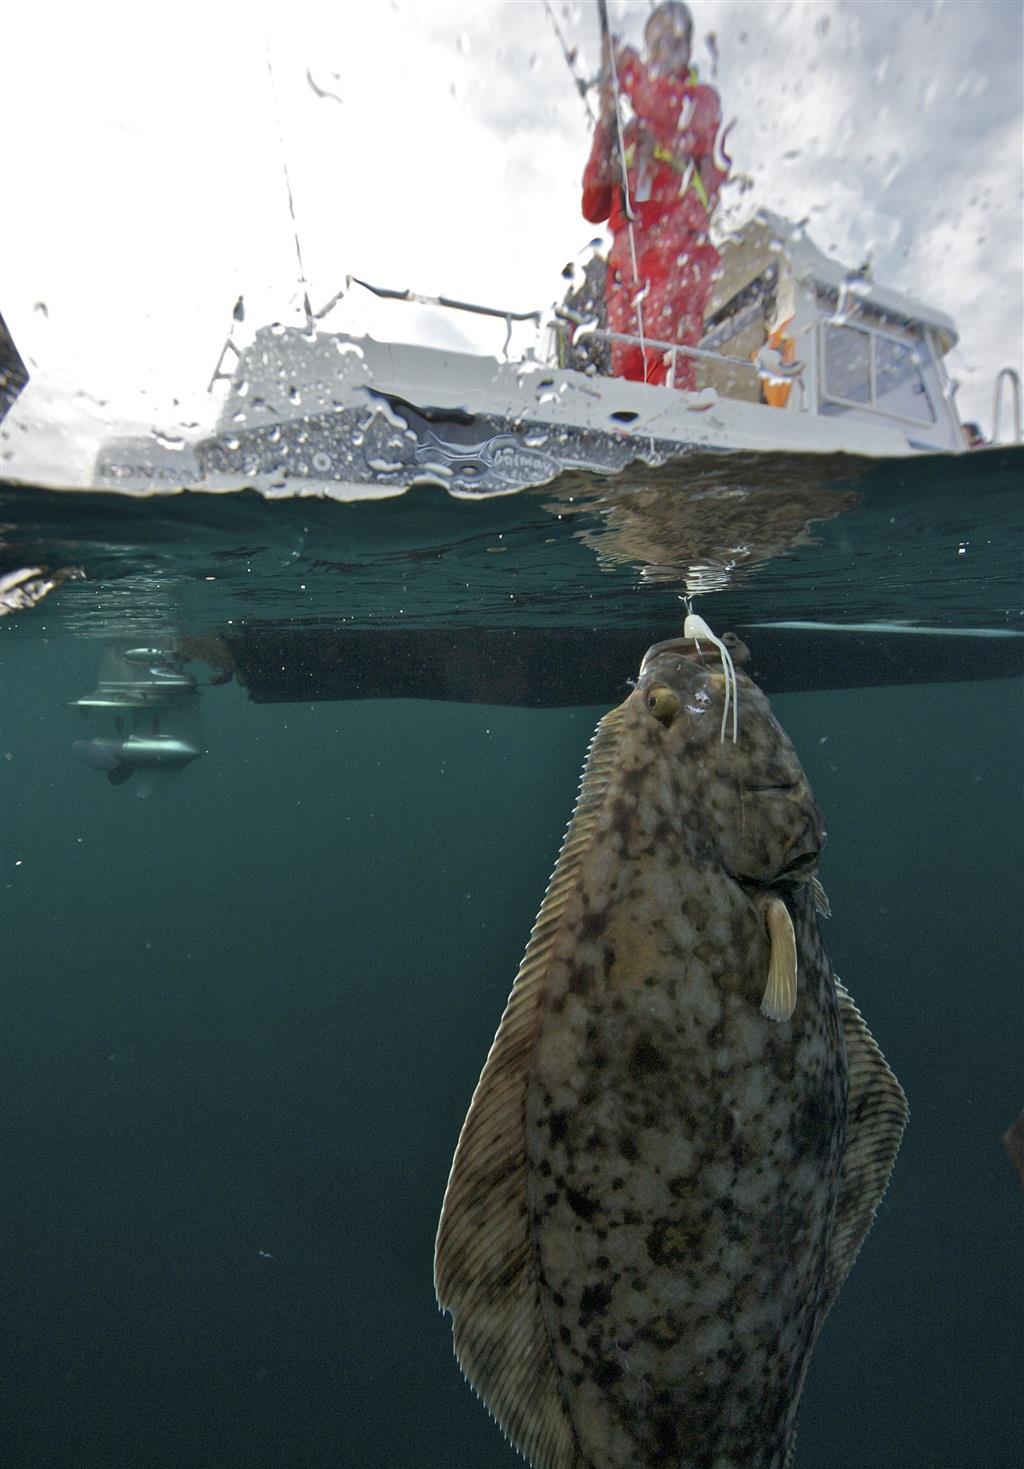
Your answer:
[582,53,726,391]
[605,210,720,390]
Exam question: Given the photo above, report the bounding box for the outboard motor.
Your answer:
[71,643,202,796]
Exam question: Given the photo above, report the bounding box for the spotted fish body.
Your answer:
[435,637,907,1469]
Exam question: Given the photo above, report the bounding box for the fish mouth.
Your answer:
[726,851,820,891]
[775,851,821,880]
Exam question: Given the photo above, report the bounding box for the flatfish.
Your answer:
[435,632,907,1469]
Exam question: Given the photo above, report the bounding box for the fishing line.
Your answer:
[684,610,739,743]
[541,0,596,124]
[264,33,310,299]
[596,1,647,376]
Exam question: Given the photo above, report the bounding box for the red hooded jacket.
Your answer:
[582,48,726,242]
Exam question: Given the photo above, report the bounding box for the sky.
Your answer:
[1,0,1021,486]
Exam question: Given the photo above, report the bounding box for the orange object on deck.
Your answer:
[760,317,798,408]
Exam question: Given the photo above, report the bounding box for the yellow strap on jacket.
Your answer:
[620,71,710,209]
[622,141,710,209]
[650,143,710,209]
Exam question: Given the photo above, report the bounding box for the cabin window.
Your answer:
[874,337,936,423]
[823,324,871,404]
[819,322,938,424]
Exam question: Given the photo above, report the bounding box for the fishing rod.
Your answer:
[595,0,636,224]
[595,0,647,367]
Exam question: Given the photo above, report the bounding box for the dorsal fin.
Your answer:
[824,979,909,1313]
[433,701,628,1469]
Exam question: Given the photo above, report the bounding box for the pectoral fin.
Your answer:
[760,895,798,1022]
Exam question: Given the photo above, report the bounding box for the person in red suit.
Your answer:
[582,1,728,390]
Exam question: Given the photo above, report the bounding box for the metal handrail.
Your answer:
[992,366,1022,444]
[555,317,762,382]
[590,326,760,372]
[244,273,768,384]
[346,275,542,357]
[345,274,543,356]
[346,275,543,325]
[347,278,762,379]
[206,337,241,393]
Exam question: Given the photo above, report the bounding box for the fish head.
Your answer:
[634,636,826,886]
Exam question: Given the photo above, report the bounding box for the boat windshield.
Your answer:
[820,319,937,426]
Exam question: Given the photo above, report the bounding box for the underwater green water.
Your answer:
[1,449,1022,1467]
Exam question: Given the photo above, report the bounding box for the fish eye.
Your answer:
[645,683,680,726]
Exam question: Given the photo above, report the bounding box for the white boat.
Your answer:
[94,212,970,499]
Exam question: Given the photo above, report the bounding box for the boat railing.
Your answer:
[347,276,763,386]
[206,337,241,393]
[346,275,542,356]
[555,315,763,382]
[991,366,1022,444]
